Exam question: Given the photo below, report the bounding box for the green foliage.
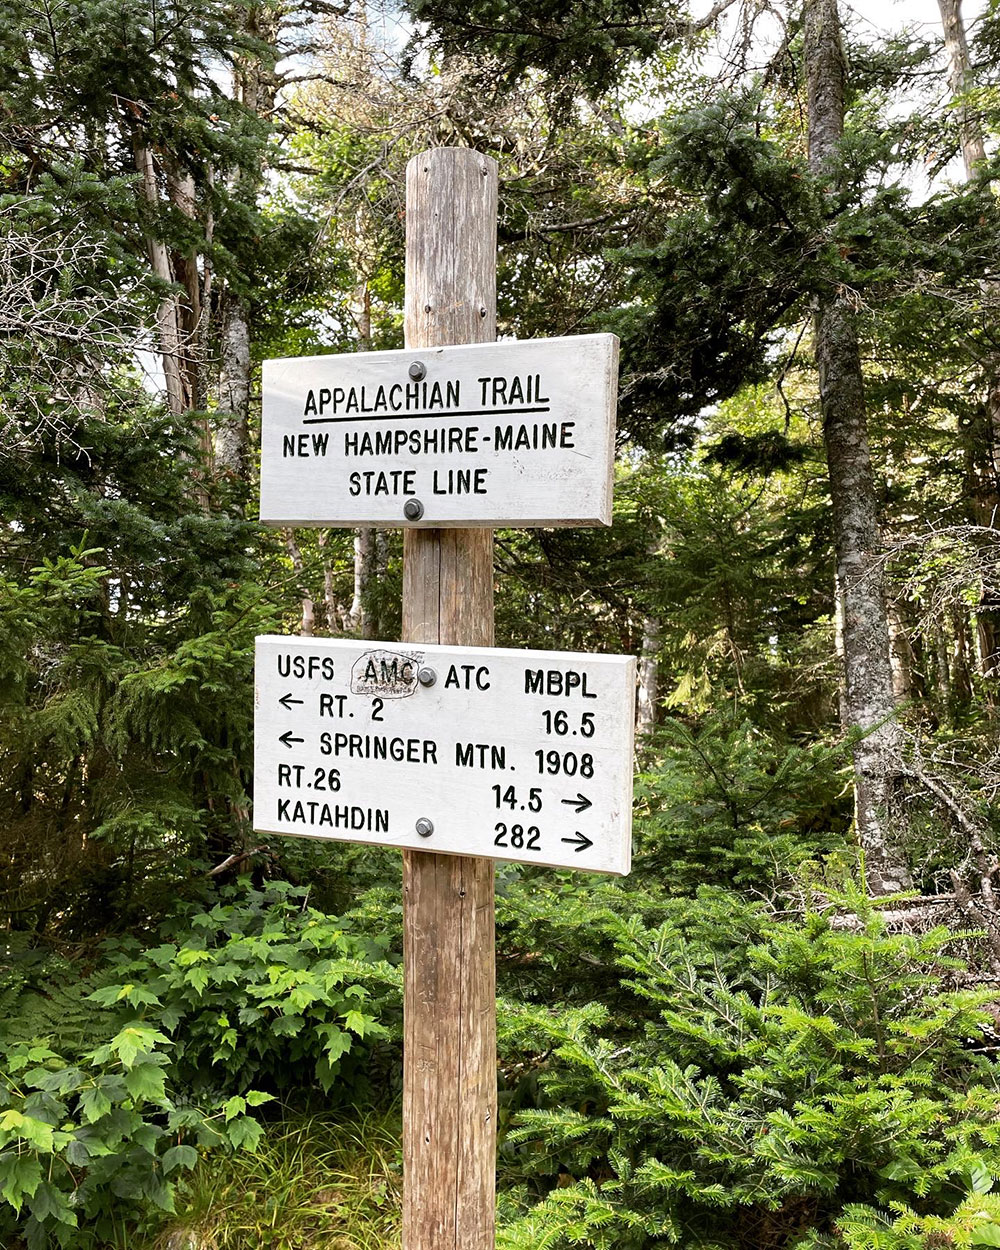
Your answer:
[635,715,848,894]
[91,881,402,1099]
[497,901,1000,1250]
[0,884,402,1246]
[133,1108,402,1250]
[0,536,277,933]
[0,1028,268,1250]
[403,0,677,97]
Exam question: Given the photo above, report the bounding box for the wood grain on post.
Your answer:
[401,147,498,1250]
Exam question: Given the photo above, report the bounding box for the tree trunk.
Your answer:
[937,0,1000,688]
[805,0,911,893]
[215,291,252,481]
[210,3,280,485]
[284,529,315,636]
[937,0,987,178]
[167,166,204,409]
[133,142,188,418]
[636,615,661,738]
[887,600,913,703]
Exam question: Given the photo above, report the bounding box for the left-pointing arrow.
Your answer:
[279,731,304,748]
[560,830,593,853]
[279,692,304,709]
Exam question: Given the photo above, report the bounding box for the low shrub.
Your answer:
[0,881,401,1248]
[496,890,1000,1250]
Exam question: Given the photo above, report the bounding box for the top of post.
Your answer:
[405,147,498,351]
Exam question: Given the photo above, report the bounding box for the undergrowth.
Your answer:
[134,1108,402,1250]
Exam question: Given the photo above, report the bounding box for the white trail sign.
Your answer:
[260,334,618,528]
[254,636,635,875]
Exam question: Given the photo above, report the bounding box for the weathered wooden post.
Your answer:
[255,144,632,1250]
[401,147,498,1250]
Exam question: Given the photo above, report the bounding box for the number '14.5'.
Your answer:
[492,784,542,812]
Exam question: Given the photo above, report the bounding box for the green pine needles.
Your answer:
[496,896,1000,1250]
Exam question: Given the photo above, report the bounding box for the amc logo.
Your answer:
[350,649,422,698]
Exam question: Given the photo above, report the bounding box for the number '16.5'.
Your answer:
[542,710,595,737]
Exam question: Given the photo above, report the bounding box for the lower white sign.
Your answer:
[254,636,635,875]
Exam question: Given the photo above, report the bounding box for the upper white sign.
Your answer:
[260,334,619,527]
[254,636,635,875]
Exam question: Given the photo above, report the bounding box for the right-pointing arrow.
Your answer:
[561,793,593,814]
[560,830,593,853]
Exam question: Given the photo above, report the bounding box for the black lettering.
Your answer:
[455,743,506,769]
[303,390,317,417]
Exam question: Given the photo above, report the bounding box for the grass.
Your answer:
[134,1106,402,1250]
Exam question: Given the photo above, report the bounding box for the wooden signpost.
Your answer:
[255,147,632,1250]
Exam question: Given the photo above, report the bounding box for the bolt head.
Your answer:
[408,360,426,381]
[415,817,434,837]
[403,498,424,521]
[417,667,437,687]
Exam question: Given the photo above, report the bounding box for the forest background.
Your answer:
[3,0,1000,1245]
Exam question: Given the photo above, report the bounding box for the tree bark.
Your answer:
[284,529,315,636]
[887,600,913,703]
[936,0,1000,686]
[937,0,987,178]
[211,2,280,484]
[805,0,911,893]
[215,291,252,481]
[133,141,188,418]
[636,616,661,738]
